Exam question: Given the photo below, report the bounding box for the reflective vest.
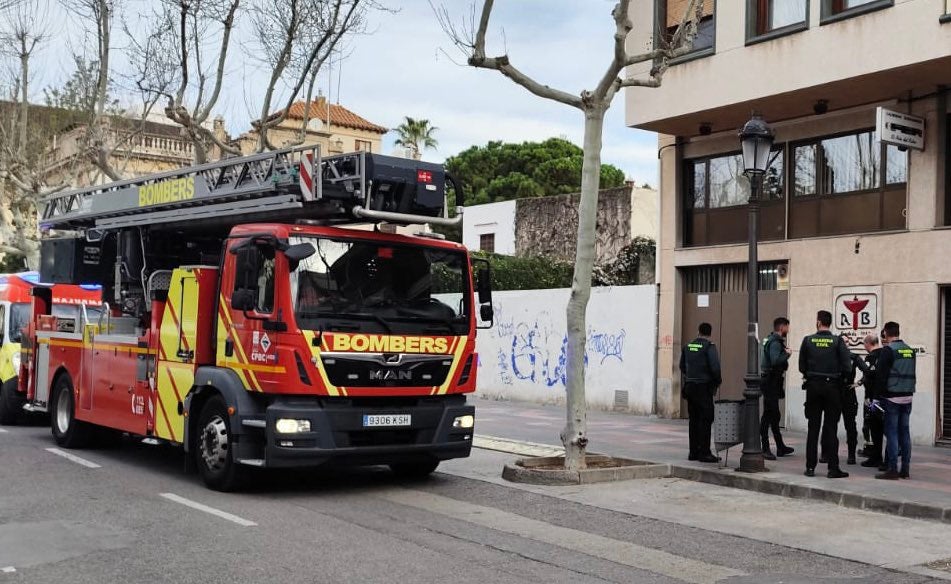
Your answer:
[886,340,916,395]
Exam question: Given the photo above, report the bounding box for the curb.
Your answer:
[667,464,951,524]
[502,455,671,485]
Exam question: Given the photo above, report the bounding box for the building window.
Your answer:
[684,149,785,247]
[789,129,907,238]
[355,139,372,152]
[479,233,495,253]
[821,0,893,22]
[661,0,716,60]
[749,0,808,39]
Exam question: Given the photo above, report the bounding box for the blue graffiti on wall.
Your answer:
[499,312,625,388]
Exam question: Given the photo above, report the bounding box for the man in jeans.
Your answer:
[875,321,916,480]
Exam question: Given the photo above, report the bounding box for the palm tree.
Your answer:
[394,117,438,160]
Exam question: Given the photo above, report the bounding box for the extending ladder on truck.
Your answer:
[41,145,459,232]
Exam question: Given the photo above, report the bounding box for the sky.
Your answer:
[9,0,661,186]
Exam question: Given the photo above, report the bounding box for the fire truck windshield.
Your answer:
[289,236,470,336]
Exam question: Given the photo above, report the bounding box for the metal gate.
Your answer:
[681,263,789,403]
[941,288,951,442]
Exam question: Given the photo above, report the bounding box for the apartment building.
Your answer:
[626,0,950,444]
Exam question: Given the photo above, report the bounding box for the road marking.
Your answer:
[473,434,564,457]
[382,489,744,584]
[1,567,15,573]
[0,428,8,433]
[45,448,101,469]
[159,493,257,527]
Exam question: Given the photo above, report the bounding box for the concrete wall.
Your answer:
[626,0,951,132]
[631,186,659,240]
[475,285,658,414]
[462,200,517,255]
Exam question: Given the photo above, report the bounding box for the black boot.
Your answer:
[762,438,776,460]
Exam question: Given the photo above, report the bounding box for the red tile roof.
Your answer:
[280,99,387,134]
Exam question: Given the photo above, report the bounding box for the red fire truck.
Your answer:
[0,272,100,424]
[21,146,492,490]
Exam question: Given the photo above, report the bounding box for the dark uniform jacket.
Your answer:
[679,337,722,387]
[761,332,790,375]
[798,330,851,384]
[854,348,884,401]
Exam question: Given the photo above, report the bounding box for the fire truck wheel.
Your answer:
[0,378,22,426]
[195,395,248,492]
[50,376,92,448]
[389,460,440,479]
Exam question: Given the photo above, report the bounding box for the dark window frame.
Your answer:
[683,147,786,247]
[746,0,809,45]
[820,0,893,25]
[788,127,905,200]
[788,127,907,238]
[479,233,496,254]
[655,0,717,66]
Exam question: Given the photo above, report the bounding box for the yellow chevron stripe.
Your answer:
[435,336,468,395]
[302,330,340,396]
[217,295,262,392]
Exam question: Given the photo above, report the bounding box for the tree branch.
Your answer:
[466,0,583,109]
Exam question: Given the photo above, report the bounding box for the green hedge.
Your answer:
[474,251,574,291]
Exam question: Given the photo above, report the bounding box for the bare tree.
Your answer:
[0,0,55,268]
[437,0,701,470]
[130,0,241,163]
[249,0,382,152]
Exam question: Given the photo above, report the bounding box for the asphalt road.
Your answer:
[0,421,944,584]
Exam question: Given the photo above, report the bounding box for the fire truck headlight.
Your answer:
[452,415,474,429]
[11,351,21,373]
[275,418,311,434]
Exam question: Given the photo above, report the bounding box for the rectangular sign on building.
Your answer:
[832,286,882,352]
[876,107,925,151]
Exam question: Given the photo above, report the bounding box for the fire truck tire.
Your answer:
[389,460,440,479]
[0,378,22,425]
[50,376,92,449]
[195,395,248,492]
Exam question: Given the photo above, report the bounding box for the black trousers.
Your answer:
[864,409,884,462]
[805,379,842,471]
[760,374,785,449]
[685,382,715,457]
[841,387,859,457]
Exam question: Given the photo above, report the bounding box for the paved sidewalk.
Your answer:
[473,397,951,523]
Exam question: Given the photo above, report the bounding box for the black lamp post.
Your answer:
[737,113,774,473]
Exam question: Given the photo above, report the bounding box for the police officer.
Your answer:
[875,321,916,480]
[760,317,794,460]
[679,323,721,463]
[798,310,852,479]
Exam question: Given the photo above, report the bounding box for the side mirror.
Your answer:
[231,289,255,311]
[285,242,316,262]
[480,304,494,322]
[473,259,492,305]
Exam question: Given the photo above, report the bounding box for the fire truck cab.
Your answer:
[24,146,491,490]
[0,272,100,425]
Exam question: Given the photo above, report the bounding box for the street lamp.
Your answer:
[737,113,774,473]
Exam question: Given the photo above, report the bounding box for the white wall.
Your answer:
[462,200,516,254]
[630,186,658,240]
[475,285,657,414]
